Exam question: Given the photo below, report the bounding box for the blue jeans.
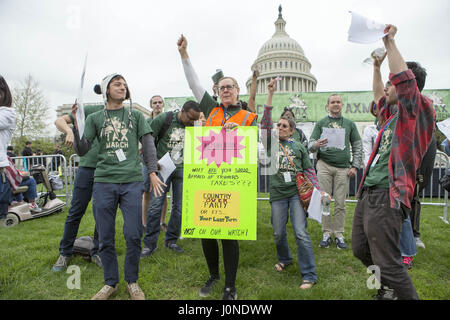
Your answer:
[0,172,11,219]
[13,177,38,202]
[399,216,417,257]
[93,181,143,286]
[59,167,99,257]
[270,194,318,283]
[143,168,183,249]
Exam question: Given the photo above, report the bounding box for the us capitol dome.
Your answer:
[246,5,317,94]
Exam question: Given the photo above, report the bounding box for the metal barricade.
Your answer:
[347,151,449,224]
[67,154,81,203]
[256,150,449,224]
[11,154,69,202]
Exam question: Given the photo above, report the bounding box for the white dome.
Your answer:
[258,36,305,57]
[246,6,317,94]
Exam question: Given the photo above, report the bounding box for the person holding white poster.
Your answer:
[351,24,435,300]
[309,95,363,250]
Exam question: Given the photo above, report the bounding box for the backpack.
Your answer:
[295,127,308,149]
[417,136,437,192]
[155,111,173,147]
[73,236,94,261]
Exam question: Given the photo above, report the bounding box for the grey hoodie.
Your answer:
[0,107,16,167]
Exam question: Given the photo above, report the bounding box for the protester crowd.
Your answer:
[0,24,438,301]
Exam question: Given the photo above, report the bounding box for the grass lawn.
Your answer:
[0,198,449,300]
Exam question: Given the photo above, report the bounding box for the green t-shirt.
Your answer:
[363,115,398,188]
[199,92,258,126]
[310,116,361,168]
[69,104,103,168]
[150,111,186,168]
[265,137,313,202]
[84,107,152,183]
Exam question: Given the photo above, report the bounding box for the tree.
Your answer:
[13,74,50,139]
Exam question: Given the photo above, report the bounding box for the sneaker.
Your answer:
[335,237,348,250]
[375,285,398,300]
[140,246,157,258]
[199,276,220,297]
[127,282,145,300]
[91,254,103,268]
[222,287,237,300]
[52,255,70,272]
[319,234,332,248]
[415,237,425,249]
[165,241,183,253]
[402,256,414,269]
[91,284,118,300]
[29,203,42,213]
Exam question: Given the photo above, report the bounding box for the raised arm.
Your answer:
[247,68,259,113]
[177,34,206,102]
[54,102,76,147]
[383,24,408,75]
[373,52,387,103]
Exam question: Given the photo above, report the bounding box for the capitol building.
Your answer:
[246,6,317,94]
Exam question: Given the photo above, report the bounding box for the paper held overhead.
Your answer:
[348,11,388,44]
[76,53,88,139]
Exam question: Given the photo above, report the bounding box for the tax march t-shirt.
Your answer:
[149,111,186,169]
[265,137,313,202]
[84,107,152,183]
[309,116,361,168]
[363,114,398,189]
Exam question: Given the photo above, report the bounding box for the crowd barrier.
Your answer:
[257,151,449,224]
[11,154,70,202]
[55,151,449,225]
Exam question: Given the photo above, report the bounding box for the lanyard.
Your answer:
[279,141,295,169]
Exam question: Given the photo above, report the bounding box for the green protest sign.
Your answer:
[181,126,258,240]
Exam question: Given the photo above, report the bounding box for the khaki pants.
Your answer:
[316,159,349,239]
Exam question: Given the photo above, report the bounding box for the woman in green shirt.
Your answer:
[261,79,327,289]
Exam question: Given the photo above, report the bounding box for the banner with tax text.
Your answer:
[181,126,258,240]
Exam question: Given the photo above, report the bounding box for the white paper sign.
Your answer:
[321,128,346,150]
[158,152,176,183]
[307,188,323,224]
[348,11,387,44]
[437,118,450,140]
[76,53,88,139]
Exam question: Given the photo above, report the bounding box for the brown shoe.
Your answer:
[127,282,145,300]
[91,285,118,300]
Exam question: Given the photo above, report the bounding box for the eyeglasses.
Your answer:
[276,123,289,129]
[218,85,235,92]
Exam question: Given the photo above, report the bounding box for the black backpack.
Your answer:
[417,136,437,192]
[73,236,94,261]
[155,111,173,147]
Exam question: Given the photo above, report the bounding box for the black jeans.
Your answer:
[352,188,419,300]
[201,239,239,288]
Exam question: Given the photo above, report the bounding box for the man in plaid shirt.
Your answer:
[351,24,436,300]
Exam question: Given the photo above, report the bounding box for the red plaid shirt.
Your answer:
[358,70,436,209]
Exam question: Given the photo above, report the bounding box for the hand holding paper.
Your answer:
[348,11,387,44]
